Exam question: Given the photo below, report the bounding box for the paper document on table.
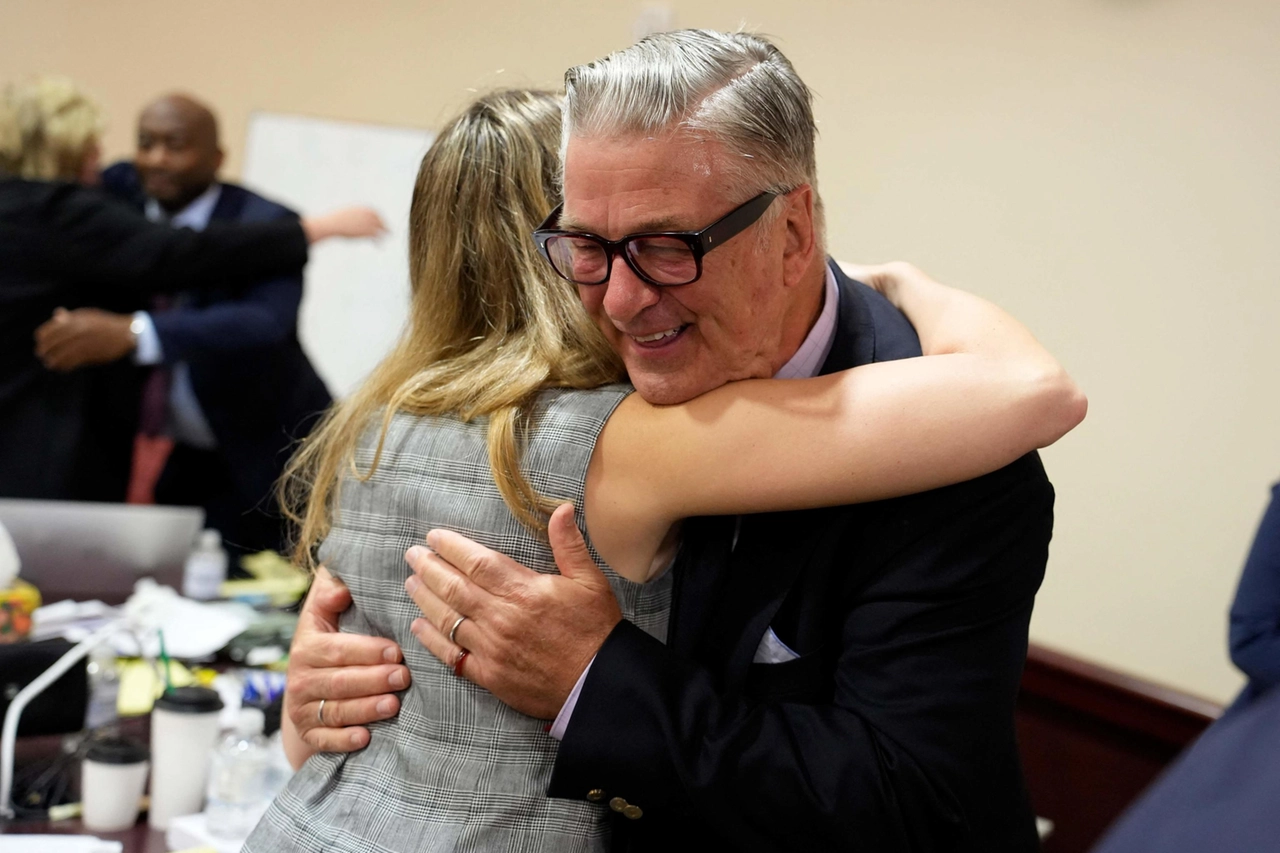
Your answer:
[167,811,253,853]
[30,598,119,642]
[32,588,251,659]
[109,597,252,659]
[0,836,123,853]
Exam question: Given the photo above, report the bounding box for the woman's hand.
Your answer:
[300,206,388,243]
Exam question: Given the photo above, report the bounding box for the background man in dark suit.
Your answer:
[36,94,331,559]
[284,31,1058,852]
[1091,677,1280,853]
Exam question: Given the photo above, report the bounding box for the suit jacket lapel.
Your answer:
[672,262,880,683]
[667,515,737,657]
[821,261,878,376]
[705,507,839,690]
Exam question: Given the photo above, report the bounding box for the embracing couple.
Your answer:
[248,29,1087,853]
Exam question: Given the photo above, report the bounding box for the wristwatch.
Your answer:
[129,312,147,349]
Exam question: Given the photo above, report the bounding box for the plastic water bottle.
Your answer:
[183,529,227,600]
[84,645,119,730]
[205,707,270,838]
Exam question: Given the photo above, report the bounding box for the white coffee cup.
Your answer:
[148,686,224,829]
[81,738,149,832]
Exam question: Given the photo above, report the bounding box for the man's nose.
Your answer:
[138,145,168,169]
[601,254,661,324]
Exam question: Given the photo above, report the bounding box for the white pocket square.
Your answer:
[753,627,801,664]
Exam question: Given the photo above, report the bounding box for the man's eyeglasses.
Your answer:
[532,191,780,287]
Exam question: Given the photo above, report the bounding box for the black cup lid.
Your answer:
[85,737,149,765]
[153,686,224,714]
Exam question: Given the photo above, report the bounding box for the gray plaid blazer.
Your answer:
[245,385,672,852]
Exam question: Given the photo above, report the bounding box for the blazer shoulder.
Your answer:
[101,161,136,179]
[825,260,922,370]
[0,177,59,214]
[8,179,140,228]
[218,182,297,223]
[100,161,142,201]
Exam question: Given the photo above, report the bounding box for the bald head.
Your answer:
[136,93,224,212]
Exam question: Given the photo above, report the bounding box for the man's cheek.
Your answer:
[577,290,608,330]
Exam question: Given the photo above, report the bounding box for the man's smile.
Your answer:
[629,324,690,347]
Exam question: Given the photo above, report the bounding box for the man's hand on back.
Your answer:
[34,307,136,371]
[403,503,622,720]
[284,567,411,757]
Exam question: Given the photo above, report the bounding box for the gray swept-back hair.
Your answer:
[562,29,824,243]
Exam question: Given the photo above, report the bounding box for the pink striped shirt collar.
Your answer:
[773,264,839,380]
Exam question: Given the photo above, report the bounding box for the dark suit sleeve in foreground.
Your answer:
[151,275,301,362]
[36,182,307,295]
[1091,682,1280,853]
[151,198,305,363]
[550,454,1052,852]
[1228,482,1280,693]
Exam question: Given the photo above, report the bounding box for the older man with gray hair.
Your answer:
[287,30,1051,852]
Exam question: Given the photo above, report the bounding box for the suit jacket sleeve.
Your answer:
[150,203,304,363]
[1229,482,1280,691]
[150,276,301,362]
[38,182,307,295]
[549,454,1052,852]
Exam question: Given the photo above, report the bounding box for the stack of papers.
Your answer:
[29,593,251,659]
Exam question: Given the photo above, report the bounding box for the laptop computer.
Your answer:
[0,499,204,605]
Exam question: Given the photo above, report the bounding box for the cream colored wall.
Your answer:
[5,0,1278,703]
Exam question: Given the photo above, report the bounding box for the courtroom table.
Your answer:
[2,716,166,852]
[1,815,167,853]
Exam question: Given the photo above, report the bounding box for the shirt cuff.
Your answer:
[131,312,164,365]
[548,657,594,741]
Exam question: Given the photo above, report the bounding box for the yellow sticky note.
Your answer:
[116,658,195,716]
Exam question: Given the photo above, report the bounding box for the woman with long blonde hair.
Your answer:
[250,87,1083,852]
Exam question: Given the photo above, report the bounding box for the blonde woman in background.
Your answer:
[247,88,1084,852]
[0,76,106,183]
[0,76,383,499]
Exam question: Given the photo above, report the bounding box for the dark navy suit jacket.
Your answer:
[101,163,331,509]
[1092,483,1280,851]
[1092,681,1280,853]
[550,263,1050,852]
[1226,481,1280,711]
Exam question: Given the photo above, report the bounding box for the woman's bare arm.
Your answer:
[586,263,1086,581]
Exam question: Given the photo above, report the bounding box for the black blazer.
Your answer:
[102,164,332,511]
[550,263,1050,852]
[0,177,308,500]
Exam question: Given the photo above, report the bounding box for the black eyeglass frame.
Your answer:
[532,190,781,287]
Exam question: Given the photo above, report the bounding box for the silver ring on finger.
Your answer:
[448,615,467,646]
[317,698,327,725]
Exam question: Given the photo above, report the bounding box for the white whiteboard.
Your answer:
[242,112,434,397]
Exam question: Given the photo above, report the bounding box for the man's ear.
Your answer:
[213,147,225,175]
[780,185,817,289]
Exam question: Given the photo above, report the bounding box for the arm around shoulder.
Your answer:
[44,184,310,294]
